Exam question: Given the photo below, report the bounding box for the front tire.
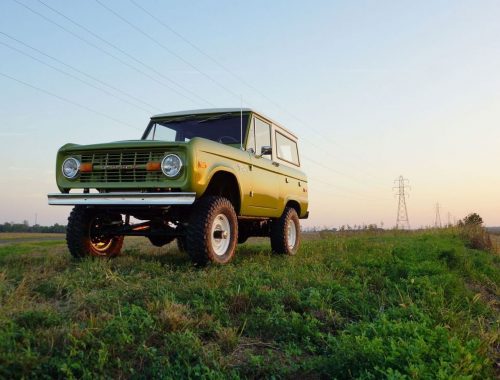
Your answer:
[270,207,301,255]
[185,196,238,265]
[66,206,124,258]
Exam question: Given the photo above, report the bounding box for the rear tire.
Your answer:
[185,196,238,265]
[238,234,249,244]
[270,207,301,255]
[66,206,124,258]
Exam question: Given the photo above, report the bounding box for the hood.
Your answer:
[58,140,188,153]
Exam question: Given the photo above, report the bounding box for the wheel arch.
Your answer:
[284,199,301,216]
[203,169,242,214]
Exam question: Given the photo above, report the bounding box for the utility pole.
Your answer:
[434,203,442,228]
[393,175,410,229]
[447,212,451,227]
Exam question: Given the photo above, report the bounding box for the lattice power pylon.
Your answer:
[393,175,410,229]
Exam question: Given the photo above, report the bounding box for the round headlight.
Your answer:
[161,154,182,177]
[62,157,80,179]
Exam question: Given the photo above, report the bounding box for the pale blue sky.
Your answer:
[1,0,499,227]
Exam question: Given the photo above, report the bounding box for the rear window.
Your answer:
[276,131,299,166]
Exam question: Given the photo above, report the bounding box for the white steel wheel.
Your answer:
[185,196,238,265]
[270,207,301,255]
[211,213,231,256]
[287,218,297,250]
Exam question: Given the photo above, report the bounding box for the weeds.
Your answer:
[0,230,498,378]
[460,225,494,252]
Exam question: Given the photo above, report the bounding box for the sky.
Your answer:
[0,0,499,228]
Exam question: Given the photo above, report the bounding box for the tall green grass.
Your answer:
[0,230,498,378]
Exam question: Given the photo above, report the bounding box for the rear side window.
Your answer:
[276,131,299,166]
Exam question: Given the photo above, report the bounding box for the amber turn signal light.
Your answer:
[80,163,93,172]
[146,162,161,171]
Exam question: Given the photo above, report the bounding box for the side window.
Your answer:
[276,132,300,166]
[246,122,255,153]
[254,118,271,158]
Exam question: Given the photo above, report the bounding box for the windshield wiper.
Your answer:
[198,113,233,123]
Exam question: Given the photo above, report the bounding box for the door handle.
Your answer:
[272,162,280,167]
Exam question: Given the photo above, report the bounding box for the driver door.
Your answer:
[246,116,280,215]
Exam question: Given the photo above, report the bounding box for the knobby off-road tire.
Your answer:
[185,196,238,265]
[148,236,175,247]
[270,207,301,255]
[66,206,124,258]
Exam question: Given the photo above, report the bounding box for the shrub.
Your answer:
[458,213,493,252]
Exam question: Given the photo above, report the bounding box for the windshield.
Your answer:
[143,114,249,145]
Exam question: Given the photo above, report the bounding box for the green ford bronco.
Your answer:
[48,108,309,264]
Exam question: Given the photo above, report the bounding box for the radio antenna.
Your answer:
[240,95,243,150]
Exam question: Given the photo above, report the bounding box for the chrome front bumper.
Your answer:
[47,192,196,206]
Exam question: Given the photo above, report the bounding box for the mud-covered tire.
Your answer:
[148,236,175,247]
[270,207,301,255]
[66,206,124,258]
[185,196,238,265]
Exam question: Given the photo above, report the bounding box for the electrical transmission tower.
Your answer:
[434,203,442,228]
[393,175,410,229]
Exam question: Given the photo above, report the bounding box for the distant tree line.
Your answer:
[0,221,66,233]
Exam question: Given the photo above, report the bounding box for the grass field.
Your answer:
[0,233,65,248]
[0,232,64,240]
[0,230,498,378]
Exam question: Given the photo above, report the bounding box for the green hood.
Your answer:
[59,140,188,153]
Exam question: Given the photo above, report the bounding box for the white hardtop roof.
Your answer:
[151,108,297,139]
[151,108,252,118]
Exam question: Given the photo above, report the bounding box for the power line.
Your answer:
[0,31,161,112]
[309,183,392,204]
[0,70,136,130]
[128,0,385,181]
[33,0,387,191]
[0,68,388,204]
[11,0,206,106]
[393,175,410,229]
[309,175,392,203]
[34,0,215,108]
[94,0,241,101]
[95,0,388,190]
[302,155,388,191]
[0,39,154,113]
[15,0,389,198]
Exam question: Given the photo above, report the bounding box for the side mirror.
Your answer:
[260,146,272,156]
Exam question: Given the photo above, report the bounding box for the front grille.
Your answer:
[78,150,167,183]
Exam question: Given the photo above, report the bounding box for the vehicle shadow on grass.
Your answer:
[118,241,273,269]
[122,246,192,268]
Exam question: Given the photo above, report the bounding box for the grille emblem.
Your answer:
[102,165,140,170]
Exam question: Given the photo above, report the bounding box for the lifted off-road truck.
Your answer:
[48,109,309,264]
